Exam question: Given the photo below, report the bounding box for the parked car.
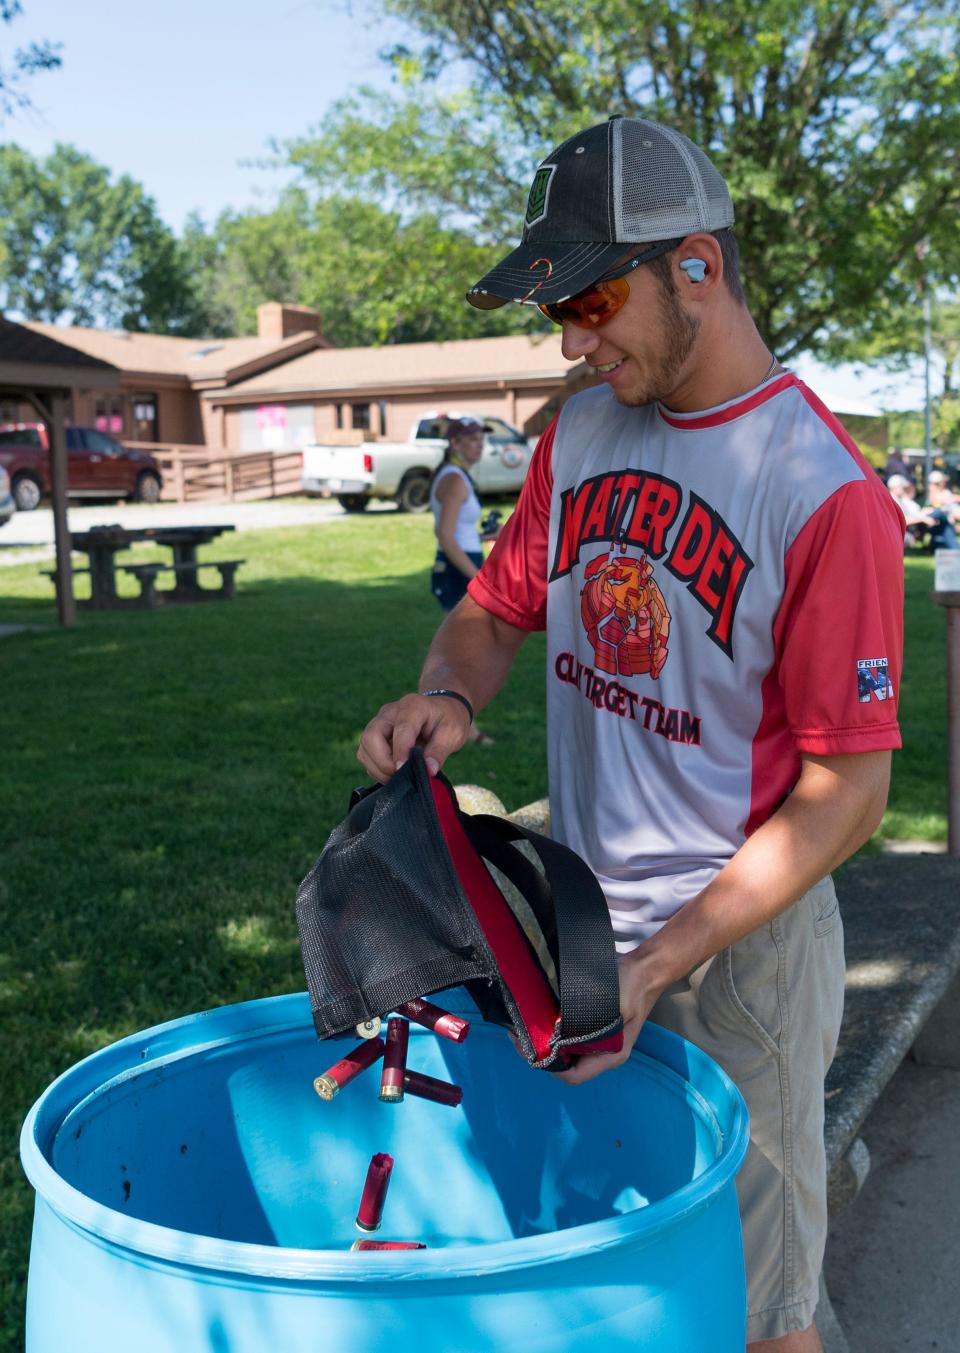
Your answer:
[0,465,14,526]
[301,410,532,513]
[0,423,163,512]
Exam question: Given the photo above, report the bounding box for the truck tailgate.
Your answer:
[301,444,372,493]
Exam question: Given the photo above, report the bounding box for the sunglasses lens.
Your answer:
[538,277,630,328]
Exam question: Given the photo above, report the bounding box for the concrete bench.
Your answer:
[457,791,960,1352]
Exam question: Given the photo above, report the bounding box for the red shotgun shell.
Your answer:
[350,1240,427,1251]
[403,1069,463,1108]
[312,1037,386,1101]
[396,998,470,1043]
[379,1017,409,1103]
[355,1152,394,1232]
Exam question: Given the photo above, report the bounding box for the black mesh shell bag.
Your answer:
[295,747,623,1071]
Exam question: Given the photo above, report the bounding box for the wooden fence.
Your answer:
[125,442,304,504]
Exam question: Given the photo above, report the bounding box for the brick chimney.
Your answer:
[257,302,323,340]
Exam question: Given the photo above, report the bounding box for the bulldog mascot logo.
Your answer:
[580,551,671,679]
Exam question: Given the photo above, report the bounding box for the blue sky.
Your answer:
[5,0,410,230]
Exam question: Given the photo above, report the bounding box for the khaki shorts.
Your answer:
[649,876,845,1344]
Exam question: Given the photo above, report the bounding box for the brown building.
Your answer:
[14,305,580,450]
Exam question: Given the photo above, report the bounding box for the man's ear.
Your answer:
[676,234,723,291]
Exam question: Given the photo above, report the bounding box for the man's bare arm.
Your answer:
[357,596,528,782]
[560,748,891,1084]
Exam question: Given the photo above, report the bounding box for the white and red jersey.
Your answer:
[469,371,904,948]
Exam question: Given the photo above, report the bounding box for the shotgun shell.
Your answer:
[355,1017,382,1040]
[350,1240,427,1251]
[403,1068,463,1108]
[355,1152,394,1232]
[379,1017,409,1103]
[396,998,470,1043]
[312,1036,386,1101]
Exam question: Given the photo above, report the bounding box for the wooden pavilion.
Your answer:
[0,318,119,625]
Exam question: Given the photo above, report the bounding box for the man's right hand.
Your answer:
[357,692,472,783]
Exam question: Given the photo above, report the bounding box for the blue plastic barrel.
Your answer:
[20,990,748,1351]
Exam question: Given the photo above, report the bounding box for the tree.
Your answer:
[0,0,60,120]
[0,144,203,332]
[289,0,960,360]
[182,183,540,346]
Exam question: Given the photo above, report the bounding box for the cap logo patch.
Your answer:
[525,165,555,227]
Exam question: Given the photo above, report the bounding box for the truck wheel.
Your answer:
[337,494,370,512]
[133,472,162,503]
[397,472,431,514]
[12,473,42,512]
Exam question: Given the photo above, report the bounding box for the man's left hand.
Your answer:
[554,950,666,1086]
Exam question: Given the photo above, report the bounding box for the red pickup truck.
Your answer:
[0,424,163,511]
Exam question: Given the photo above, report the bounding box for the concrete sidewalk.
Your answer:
[824,1057,960,1351]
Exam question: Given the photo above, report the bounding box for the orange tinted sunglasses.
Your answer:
[537,237,683,328]
[538,276,631,328]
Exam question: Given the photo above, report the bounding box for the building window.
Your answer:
[335,403,344,430]
[351,403,371,431]
[95,396,124,435]
[378,400,388,435]
[239,403,317,451]
[132,394,158,442]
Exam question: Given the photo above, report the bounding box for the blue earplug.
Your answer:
[679,258,707,283]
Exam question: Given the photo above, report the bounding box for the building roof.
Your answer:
[0,316,116,371]
[208,332,575,401]
[20,320,326,384]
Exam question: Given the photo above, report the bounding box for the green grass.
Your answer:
[0,526,947,1344]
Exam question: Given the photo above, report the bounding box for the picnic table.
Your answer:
[42,524,246,610]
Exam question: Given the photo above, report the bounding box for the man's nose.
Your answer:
[561,321,601,362]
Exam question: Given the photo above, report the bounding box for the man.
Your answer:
[358,116,905,1350]
[887,473,936,548]
[924,470,960,550]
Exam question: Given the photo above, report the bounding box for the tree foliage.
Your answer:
[0,144,202,332]
[292,0,960,363]
[182,176,539,346]
[0,0,60,120]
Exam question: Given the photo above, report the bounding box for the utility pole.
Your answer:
[916,239,934,492]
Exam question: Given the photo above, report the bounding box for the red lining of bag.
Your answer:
[431,778,558,1060]
[577,1031,623,1055]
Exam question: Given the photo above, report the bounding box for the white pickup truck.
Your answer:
[301,412,534,513]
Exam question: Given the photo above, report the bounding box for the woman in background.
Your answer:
[429,415,500,744]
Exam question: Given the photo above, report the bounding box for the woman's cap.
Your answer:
[467,115,734,310]
[446,416,485,439]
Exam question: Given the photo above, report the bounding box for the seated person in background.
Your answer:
[884,448,912,482]
[923,470,960,550]
[887,474,936,548]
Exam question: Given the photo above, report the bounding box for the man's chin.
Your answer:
[612,387,658,409]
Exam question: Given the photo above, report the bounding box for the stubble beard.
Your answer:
[613,278,701,409]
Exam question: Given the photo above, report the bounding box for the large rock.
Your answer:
[453,783,507,817]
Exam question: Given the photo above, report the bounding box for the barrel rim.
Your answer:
[20,992,749,1283]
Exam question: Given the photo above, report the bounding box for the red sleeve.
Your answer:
[775,477,904,755]
[467,417,556,631]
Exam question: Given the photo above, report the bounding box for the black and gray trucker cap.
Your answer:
[467,115,734,309]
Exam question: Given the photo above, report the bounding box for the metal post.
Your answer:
[916,239,934,494]
[923,288,934,491]
[948,606,960,856]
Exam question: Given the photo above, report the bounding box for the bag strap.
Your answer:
[461,812,621,1043]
